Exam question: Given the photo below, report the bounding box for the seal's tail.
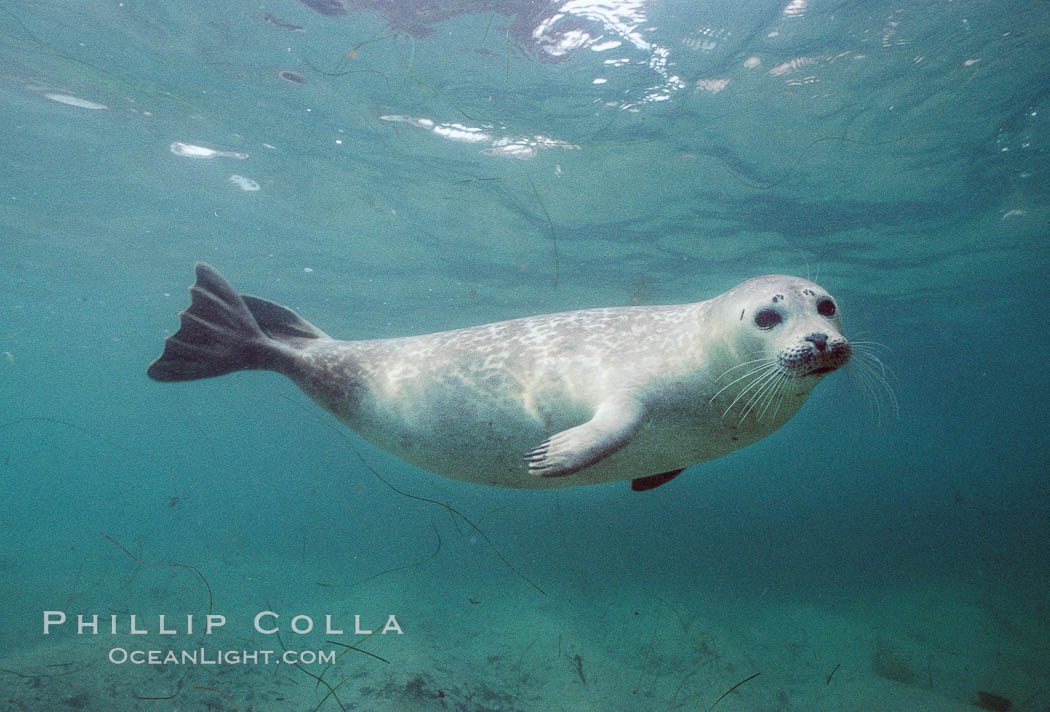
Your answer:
[147,263,328,382]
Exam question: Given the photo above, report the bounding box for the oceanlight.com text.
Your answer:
[108,647,337,666]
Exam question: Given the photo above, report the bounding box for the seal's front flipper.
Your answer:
[524,396,645,478]
[147,263,320,382]
[631,469,684,492]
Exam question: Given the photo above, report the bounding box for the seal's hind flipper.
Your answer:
[630,469,684,492]
[147,263,297,382]
[524,395,645,477]
[243,295,328,345]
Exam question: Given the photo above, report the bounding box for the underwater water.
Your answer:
[1,0,1047,709]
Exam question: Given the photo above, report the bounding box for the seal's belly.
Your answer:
[296,340,798,489]
[342,392,782,489]
[317,359,595,488]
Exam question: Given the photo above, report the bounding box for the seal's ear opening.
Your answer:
[148,263,320,382]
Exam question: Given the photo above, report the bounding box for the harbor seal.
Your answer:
[148,264,850,491]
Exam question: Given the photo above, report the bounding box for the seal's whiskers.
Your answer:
[711,359,779,403]
[715,352,776,379]
[739,367,788,423]
[757,370,791,421]
[718,363,780,418]
[847,344,899,423]
[723,364,784,422]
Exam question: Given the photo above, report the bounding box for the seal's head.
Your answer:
[722,274,851,379]
[701,274,851,425]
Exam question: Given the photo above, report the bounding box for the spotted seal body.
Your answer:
[148,264,850,490]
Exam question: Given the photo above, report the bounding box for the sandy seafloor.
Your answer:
[2,575,1046,711]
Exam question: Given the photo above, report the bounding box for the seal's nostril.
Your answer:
[805,333,828,352]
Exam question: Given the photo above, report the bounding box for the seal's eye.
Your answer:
[754,308,782,329]
[816,298,836,317]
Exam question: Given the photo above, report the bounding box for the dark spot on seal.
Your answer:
[277,70,306,84]
[739,309,745,321]
[802,288,814,296]
[771,293,784,303]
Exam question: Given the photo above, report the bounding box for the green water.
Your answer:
[0,1,1047,710]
